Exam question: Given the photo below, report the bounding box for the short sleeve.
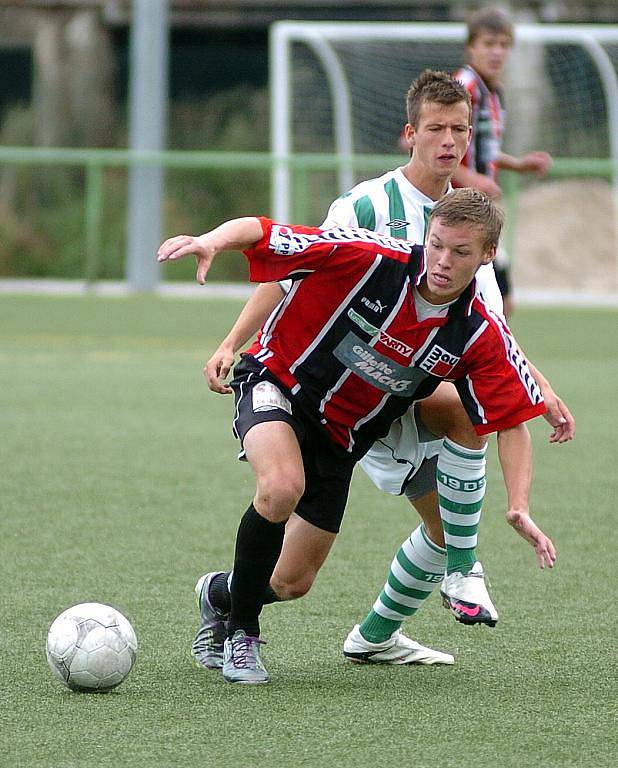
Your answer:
[242,219,340,283]
[454,319,546,435]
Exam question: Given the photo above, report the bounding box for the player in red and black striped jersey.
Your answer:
[157,188,555,684]
[453,7,552,316]
[242,218,543,456]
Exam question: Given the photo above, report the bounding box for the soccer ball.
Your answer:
[46,602,138,692]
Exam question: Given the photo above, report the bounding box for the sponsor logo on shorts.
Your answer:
[251,381,292,414]
[419,344,461,377]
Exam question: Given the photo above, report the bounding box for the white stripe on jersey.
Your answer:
[318,278,411,415]
[289,254,383,375]
[253,348,271,362]
[412,326,441,363]
[462,319,489,355]
[489,310,543,406]
[465,376,486,425]
[260,278,302,348]
[273,224,413,257]
[352,391,391,435]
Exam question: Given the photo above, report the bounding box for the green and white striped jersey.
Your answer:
[321,167,503,313]
[322,167,433,243]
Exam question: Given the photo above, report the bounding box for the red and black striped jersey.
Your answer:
[242,218,545,458]
[455,65,505,181]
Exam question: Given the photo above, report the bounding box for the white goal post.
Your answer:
[269,21,618,296]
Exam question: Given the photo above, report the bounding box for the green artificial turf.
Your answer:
[1,295,616,767]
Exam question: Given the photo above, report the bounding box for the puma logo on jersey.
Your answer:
[361,297,387,313]
[387,218,410,229]
[419,344,461,377]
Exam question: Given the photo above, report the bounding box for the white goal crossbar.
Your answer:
[269,21,618,224]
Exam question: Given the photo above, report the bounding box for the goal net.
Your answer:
[270,22,618,299]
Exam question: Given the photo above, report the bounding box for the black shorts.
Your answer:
[494,264,511,297]
[231,355,357,534]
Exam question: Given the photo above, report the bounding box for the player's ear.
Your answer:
[480,245,496,265]
[404,123,416,147]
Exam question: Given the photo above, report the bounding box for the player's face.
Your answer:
[467,31,512,84]
[420,218,495,304]
[406,101,471,180]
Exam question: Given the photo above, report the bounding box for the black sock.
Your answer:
[208,572,232,614]
[209,572,281,616]
[227,504,285,638]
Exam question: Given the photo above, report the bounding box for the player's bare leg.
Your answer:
[270,514,337,600]
[200,421,304,684]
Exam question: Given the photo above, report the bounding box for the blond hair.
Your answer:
[428,188,504,252]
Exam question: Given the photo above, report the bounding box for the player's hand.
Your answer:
[474,174,502,199]
[540,384,576,443]
[157,234,216,284]
[204,344,235,394]
[506,509,557,569]
[519,151,552,178]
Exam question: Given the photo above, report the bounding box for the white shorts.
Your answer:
[359,404,442,496]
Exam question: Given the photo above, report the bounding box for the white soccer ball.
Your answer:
[46,602,138,692]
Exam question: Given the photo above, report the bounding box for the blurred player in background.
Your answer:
[185,71,573,674]
[452,6,552,316]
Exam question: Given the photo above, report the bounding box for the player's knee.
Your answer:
[271,570,316,601]
[255,471,305,521]
[445,402,486,450]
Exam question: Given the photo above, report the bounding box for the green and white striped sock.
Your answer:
[438,438,487,576]
[359,524,446,643]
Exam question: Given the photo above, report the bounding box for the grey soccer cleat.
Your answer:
[222,630,269,684]
[191,572,228,669]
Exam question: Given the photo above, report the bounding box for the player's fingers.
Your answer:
[204,359,231,394]
[158,243,197,263]
[560,407,576,440]
[157,236,193,260]
[196,257,211,284]
[204,359,221,386]
[537,538,557,569]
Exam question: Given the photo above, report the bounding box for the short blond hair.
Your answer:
[428,188,504,252]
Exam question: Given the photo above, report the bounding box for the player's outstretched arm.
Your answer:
[496,151,552,178]
[157,217,264,284]
[526,361,575,444]
[450,164,502,198]
[497,422,557,569]
[205,283,285,394]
